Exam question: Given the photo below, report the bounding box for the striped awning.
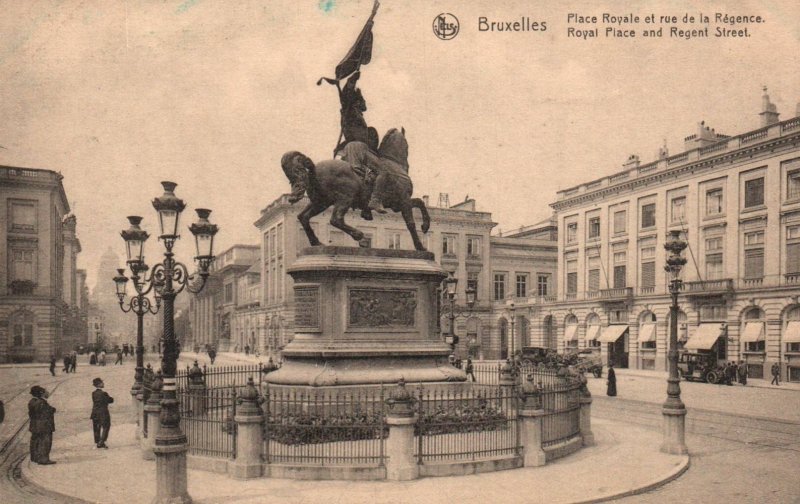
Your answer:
[564,324,578,342]
[585,325,601,341]
[639,323,656,342]
[597,325,628,343]
[740,321,765,343]
[685,323,723,350]
[784,321,800,343]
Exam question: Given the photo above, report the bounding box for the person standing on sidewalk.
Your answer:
[771,362,781,386]
[90,378,114,448]
[606,364,617,396]
[28,385,56,464]
[465,357,476,382]
[49,355,56,376]
[737,361,748,386]
[114,349,123,365]
[70,351,77,373]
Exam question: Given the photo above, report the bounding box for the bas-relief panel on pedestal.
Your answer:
[348,288,417,328]
[294,286,320,330]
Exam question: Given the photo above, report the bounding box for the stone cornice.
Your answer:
[551,129,800,212]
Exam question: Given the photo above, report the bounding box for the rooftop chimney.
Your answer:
[657,139,669,160]
[759,86,780,127]
[438,193,450,208]
[684,120,728,150]
[422,195,430,207]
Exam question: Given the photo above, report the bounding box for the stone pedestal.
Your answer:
[230,378,264,479]
[266,247,464,386]
[143,401,161,460]
[660,406,688,455]
[385,380,419,481]
[518,407,547,467]
[153,444,192,504]
[578,396,595,447]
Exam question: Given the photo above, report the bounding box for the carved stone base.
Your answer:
[267,246,465,387]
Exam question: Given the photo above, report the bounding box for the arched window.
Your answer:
[499,318,508,360]
[518,316,530,348]
[586,313,601,348]
[11,310,35,347]
[741,307,765,353]
[784,307,800,382]
[564,314,578,350]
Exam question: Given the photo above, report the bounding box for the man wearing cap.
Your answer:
[90,378,114,448]
[28,385,56,464]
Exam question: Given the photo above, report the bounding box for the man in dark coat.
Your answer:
[606,364,617,396]
[90,378,114,448]
[49,355,56,376]
[28,385,56,464]
[737,360,748,386]
[771,362,781,386]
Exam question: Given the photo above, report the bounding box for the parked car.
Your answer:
[571,349,603,378]
[518,346,550,367]
[677,351,725,384]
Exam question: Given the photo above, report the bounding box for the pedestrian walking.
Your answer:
[28,385,56,464]
[725,362,735,386]
[208,347,217,365]
[89,351,97,365]
[737,361,748,386]
[731,361,739,384]
[771,362,781,386]
[114,350,123,365]
[99,350,106,366]
[465,357,476,382]
[49,355,56,376]
[245,344,250,356]
[90,378,114,448]
[70,351,77,373]
[606,364,617,396]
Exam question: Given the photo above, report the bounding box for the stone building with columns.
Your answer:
[533,90,800,381]
[1,166,82,362]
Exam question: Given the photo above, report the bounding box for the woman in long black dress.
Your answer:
[606,364,617,396]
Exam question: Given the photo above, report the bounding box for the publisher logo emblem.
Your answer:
[433,13,459,40]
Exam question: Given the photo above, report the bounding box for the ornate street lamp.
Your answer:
[119,181,218,503]
[662,230,688,455]
[441,274,476,352]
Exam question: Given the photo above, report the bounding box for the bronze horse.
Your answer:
[281,128,430,251]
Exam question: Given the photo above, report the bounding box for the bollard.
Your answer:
[230,377,264,479]
[142,371,163,461]
[384,378,418,481]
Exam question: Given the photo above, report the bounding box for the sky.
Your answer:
[1,0,799,289]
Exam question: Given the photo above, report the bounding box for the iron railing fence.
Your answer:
[176,363,265,391]
[263,385,386,467]
[472,362,562,387]
[415,385,520,463]
[540,378,582,448]
[179,387,237,459]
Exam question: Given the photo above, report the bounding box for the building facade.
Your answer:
[1,165,82,362]
[538,91,800,381]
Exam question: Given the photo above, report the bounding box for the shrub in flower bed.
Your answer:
[266,411,388,445]
[416,402,509,436]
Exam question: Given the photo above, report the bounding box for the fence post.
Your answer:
[500,360,518,388]
[142,370,163,461]
[384,379,418,481]
[187,360,207,416]
[577,372,595,446]
[230,377,264,479]
[518,375,546,467]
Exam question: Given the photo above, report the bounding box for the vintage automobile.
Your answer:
[677,351,725,384]
[518,346,551,367]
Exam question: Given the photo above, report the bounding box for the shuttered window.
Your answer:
[744,248,764,279]
[588,270,600,292]
[787,242,800,274]
[613,265,626,288]
[641,203,656,228]
[745,177,765,208]
[706,253,723,280]
[613,210,626,234]
[641,261,655,288]
[567,272,578,294]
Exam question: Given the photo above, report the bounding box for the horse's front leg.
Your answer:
[330,204,367,247]
[401,205,426,251]
[298,202,327,246]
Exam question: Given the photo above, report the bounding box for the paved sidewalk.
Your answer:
[612,367,800,392]
[22,417,687,504]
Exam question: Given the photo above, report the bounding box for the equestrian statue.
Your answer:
[281,0,431,251]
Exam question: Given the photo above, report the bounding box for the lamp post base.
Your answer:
[660,406,688,455]
[153,443,192,504]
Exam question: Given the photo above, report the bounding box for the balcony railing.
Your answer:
[679,279,734,294]
[599,287,633,301]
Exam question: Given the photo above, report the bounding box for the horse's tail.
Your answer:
[411,198,431,233]
[281,151,317,203]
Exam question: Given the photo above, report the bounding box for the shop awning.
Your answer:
[585,325,601,341]
[564,324,578,342]
[784,321,800,343]
[740,321,765,343]
[639,323,656,342]
[597,325,628,343]
[685,323,723,350]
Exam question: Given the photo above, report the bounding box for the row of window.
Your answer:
[442,234,482,257]
[493,272,551,300]
[565,160,800,246]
